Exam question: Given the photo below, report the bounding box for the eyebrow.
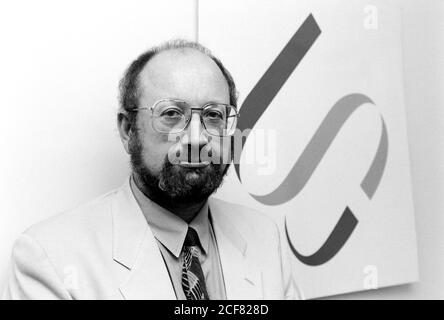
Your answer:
[168,99,229,106]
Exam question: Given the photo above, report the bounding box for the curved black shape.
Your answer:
[285,206,359,266]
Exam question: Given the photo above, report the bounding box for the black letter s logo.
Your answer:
[235,15,388,266]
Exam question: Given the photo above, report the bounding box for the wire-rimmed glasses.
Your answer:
[130,98,239,136]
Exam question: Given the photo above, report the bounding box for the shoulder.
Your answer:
[209,197,280,237]
[5,188,123,299]
[20,188,119,255]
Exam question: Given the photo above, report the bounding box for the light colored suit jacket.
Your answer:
[2,178,301,300]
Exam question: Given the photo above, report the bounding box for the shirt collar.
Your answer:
[129,175,210,258]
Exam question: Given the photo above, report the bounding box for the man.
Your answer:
[3,40,300,300]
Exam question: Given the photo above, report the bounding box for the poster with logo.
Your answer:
[199,0,418,298]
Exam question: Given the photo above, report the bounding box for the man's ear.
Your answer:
[117,112,134,154]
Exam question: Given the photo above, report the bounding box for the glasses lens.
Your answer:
[152,100,189,133]
[203,104,237,136]
[151,100,238,136]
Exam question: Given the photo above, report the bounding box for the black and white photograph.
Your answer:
[0,0,442,304]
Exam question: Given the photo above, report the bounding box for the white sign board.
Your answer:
[200,0,418,298]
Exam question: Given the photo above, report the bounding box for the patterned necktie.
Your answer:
[181,227,210,300]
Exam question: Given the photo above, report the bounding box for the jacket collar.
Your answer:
[111,177,176,299]
[130,175,211,258]
[208,198,263,299]
[111,177,148,270]
[111,177,262,299]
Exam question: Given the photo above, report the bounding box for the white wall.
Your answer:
[0,0,196,293]
[331,0,444,299]
[0,0,442,299]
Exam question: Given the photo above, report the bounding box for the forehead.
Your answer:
[138,48,230,104]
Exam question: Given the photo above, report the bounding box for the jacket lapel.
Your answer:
[111,178,263,300]
[112,178,176,300]
[209,198,263,300]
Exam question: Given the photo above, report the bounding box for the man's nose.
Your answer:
[182,112,209,149]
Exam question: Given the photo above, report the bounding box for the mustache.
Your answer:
[167,142,232,166]
[162,153,225,176]
[168,144,212,164]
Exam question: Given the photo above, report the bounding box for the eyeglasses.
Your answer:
[130,99,239,136]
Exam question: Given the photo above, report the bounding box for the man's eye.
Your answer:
[205,111,224,120]
[161,109,183,118]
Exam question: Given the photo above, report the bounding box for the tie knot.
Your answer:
[184,227,201,247]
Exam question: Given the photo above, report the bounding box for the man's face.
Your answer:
[129,48,232,203]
